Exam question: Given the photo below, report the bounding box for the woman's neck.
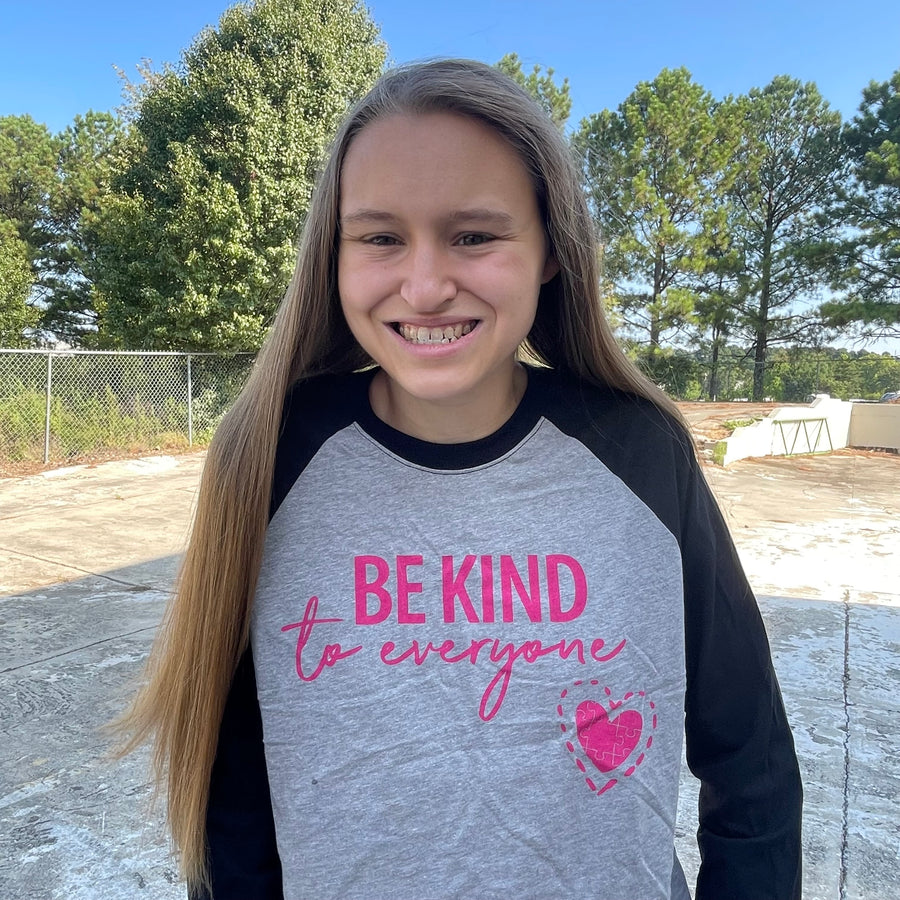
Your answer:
[369,365,528,444]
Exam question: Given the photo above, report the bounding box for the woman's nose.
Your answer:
[399,244,457,311]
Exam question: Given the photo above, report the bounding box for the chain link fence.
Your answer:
[0,350,254,471]
[2,346,897,471]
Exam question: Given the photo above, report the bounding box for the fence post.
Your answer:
[44,352,53,464]
[186,354,194,446]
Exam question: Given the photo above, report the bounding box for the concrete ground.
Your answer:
[1,448,898,899]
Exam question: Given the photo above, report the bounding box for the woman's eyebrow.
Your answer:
[446,208,515,229]
[339,209,398,227]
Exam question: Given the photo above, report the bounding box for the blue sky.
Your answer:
[1,0,898,134]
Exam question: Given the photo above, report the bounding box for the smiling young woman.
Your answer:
[337,112,558,442]
[115,60,802,900]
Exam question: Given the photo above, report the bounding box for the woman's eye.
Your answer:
[365,234,399,246]
[457,233,493,247]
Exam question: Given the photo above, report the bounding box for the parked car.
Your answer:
[879,390,900,402]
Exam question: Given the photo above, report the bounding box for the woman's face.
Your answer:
[337,112,558,440]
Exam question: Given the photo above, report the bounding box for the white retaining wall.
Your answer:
[849,403,900,451]
[720,397,900,465]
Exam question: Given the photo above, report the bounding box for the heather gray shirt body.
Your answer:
[251,372,691,899]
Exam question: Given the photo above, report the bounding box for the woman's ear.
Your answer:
[541,255,560,284]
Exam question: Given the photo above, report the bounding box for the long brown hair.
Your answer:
[116,58,681,888]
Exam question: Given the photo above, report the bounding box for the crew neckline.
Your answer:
[354,366,546,470]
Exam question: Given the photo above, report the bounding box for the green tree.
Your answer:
[692,237,744,399]
[764,346,827,400]
[93,0,385,351]
[0,219,38,346]
[764,345,900,401]
[574,69,738,351]
[728,77,845,400]
[495,53,572,130]
[628,344,704,399]
[0,115,57,250]
[0,112,125,345]
[41,111,123,344]
[817,69,900,339]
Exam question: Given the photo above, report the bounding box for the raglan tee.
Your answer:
[197,366,802,900]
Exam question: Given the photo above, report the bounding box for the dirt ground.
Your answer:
[679,401,798,440]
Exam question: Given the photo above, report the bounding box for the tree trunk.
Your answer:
[752,221,774,401]
[649,314,661,351]
[650,249,663,352]
[708,328,721,400]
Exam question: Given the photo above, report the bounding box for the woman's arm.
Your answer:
[189,648,283,900]
[681,467,803,900]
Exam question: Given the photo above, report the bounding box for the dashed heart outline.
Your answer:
[557,679,657,797]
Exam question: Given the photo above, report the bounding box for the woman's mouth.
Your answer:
[395,321,477,344]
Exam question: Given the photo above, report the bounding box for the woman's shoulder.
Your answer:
[528,367,702,542]
[284,370,371,411]
[528,365,693,462]
[271,371,374,516]
[279,369,374,435]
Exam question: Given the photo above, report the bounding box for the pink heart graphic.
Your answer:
[575,699,643,774]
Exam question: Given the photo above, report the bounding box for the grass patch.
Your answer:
[712,441,727,466]
[0,387,223,463]
[721,417,762,432]
[0,353,253,469]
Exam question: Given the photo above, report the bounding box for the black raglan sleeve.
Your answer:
[190,648,283,900]
[679,459,803,900]
[543,372,802,900]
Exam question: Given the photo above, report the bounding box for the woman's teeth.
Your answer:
[397,322,475,344]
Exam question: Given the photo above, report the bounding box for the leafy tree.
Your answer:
[692,238,744,399]
[0,116,55,346]
[843,349,900,397]
[629,344,704,399]
[0,112,124,345]
[574,69,738,351]
[727,77,845,400]
[496,53,571,130]
[764,345,900,400]
[41,111,122,343]
[93,0,385,351]
[817,69,900,339]
[0,219,38,346]
[0,115,57,250]
[764,345,827,400]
